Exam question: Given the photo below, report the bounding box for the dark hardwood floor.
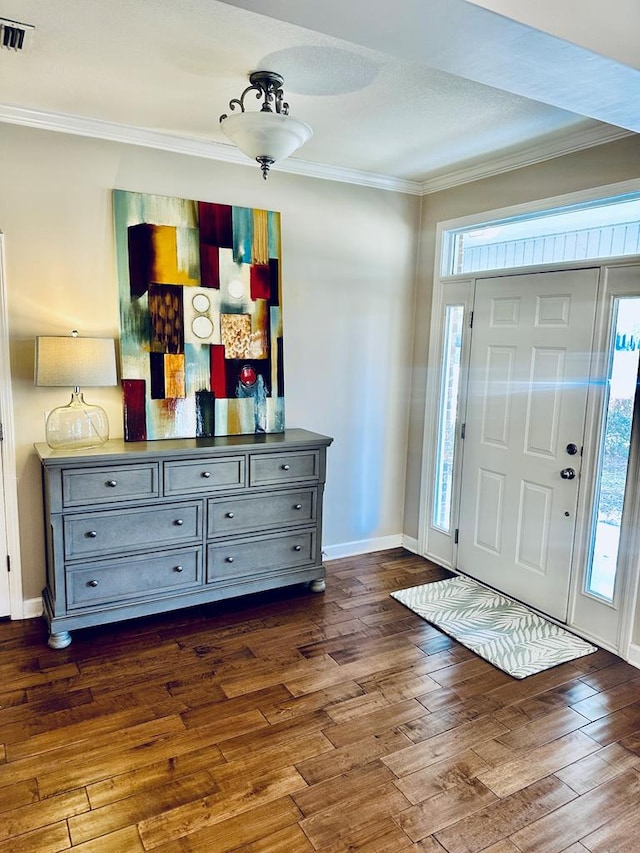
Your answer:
[1,549,639,852]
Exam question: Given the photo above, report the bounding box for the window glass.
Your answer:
[433,305,464,532]
[444,195,640,275]
[587,297,640,601]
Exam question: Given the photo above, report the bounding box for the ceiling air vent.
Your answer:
[0,17,35,52]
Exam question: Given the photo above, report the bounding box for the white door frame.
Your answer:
[418,199,640,659]
[0,233,24,618]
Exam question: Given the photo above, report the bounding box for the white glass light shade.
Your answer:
[34,335,117,450]
[220,111,313,164]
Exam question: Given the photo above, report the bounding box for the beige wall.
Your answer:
[0,123,420,602]
[405,134,640,542]
[4,121,639,615]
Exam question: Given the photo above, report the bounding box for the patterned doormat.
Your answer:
[391,575,597,679]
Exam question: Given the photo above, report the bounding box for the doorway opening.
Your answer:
[422,184,640,657]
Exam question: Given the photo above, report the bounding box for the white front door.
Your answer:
[457,268,599,621]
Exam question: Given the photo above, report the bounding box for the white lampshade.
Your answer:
[35,335,117,388]
[34,333,117,450]
[220,112,313,165]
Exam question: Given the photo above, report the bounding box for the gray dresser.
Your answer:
[36,429,332,648]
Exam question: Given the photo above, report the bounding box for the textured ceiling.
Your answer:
[0,0,636,187]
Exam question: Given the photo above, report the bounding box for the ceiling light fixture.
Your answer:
[219,71,312,180]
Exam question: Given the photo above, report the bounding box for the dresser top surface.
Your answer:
[36,428,333,467]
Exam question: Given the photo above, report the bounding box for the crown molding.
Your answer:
[0,103,633,197]
[419,124,634,195]
[0,103,422,195]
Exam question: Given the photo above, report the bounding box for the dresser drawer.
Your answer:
[207,489,316,538]
[62,464,160,508]
[164,456,245,496]
[63,502,202,560]
[207,529,315,583]
[249,451,320,486]
[66,548,202,610]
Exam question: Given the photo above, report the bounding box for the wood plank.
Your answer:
[433,775,577,853]
[0,789,89,843]
[555,742,640,794]
[383,716,510,777]
[0,822,70,853]
[323,698,430,748]
[580,703,640,745]
[86,745,227,808]
[226,824,315,852]
[64,825,146,852]
[493,706,590,752]
[569,676,640,721]
[393,749,491,804]
[396,776,498,841]
[292,760,395,817]
[138,766,307,848]
[69,769,217,845]
[581,803,640,851]
[509,769,640,852]
[299,782,411,849]
[145,797,308,853]
[476,730,601,797]
[296,728,414,785]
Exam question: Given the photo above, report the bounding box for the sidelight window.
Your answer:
[586,297,640,601]
[433,305,464,532]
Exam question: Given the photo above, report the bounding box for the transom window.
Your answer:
[442,193,640,276]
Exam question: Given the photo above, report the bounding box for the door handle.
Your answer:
[560,467,576,480]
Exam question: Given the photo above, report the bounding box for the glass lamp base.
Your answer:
[46,391,110,450]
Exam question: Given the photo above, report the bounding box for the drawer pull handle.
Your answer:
[106,479,118,488]
[282,464,290,471]
[174,519,184,526]
[86,531,98,539]
[294,504,302,510]
[226,511,235,519]
[202,471,211,479]
[174,565,184,573]
[225,556,235,563]
[294,545,302,552]
[87,579,99,588]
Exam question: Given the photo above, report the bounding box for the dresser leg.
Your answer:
[310,578,326,593]
[48,631,72,650]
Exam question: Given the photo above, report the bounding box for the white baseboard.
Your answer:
[626,642,640,670]
[20,598,43,620]
[323,534,404,561]
[402,536,419,554]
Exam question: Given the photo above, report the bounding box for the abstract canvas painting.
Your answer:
[113,190,285,441]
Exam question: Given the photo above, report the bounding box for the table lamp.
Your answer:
[34,331,117,450]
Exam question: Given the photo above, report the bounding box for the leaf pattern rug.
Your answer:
[391,575,597,679]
